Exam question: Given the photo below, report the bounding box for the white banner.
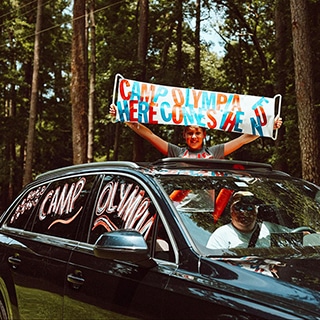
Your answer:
[113,74,282,140]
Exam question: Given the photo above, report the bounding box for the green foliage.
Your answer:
[0,0,72,208]
[0,0,319,209]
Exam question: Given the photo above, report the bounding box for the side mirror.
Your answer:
[93,229,156,268]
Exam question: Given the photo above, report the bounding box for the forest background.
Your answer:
[0,0,319,211]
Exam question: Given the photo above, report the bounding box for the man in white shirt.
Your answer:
[206,191,289,249]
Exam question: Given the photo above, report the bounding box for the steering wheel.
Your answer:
[290,226,316,234]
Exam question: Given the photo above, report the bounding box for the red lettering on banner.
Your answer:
[172,88,184,106]
[140,83,158,109]
[129,100,139,121]
[216,94,228,110]
[149,105,158,124]
[193,90,202,108]
[221,112,237,131]
[140,83,155,102]
[254,106,267,126]
[172,106,183,124]
[207,110,217,129]
[119,79,131,100]
[230,95,241,111]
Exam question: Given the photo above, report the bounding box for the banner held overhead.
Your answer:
[112,74,282,140]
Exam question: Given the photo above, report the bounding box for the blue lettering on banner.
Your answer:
[138,101,149,123]
[117,101,130,122]
[202,92,217,110]
[160,102,171,122]
[250,117,264,136]
[154,86,169,102]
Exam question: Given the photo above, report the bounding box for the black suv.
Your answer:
[0,158,319,319]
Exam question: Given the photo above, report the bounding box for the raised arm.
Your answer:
[224,134,259,156]
[109,104,169,155]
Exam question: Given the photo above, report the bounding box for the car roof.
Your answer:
[151,158,273,171]
[34,158,290,183]
[35,161,142,182]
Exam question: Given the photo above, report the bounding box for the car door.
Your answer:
[64,173,177,319]
[2,175,96,319]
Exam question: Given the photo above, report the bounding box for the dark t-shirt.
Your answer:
[168,143,224,159]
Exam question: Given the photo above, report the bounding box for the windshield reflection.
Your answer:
[158,173,320,257]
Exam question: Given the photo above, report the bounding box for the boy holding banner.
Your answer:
[109,104,282,159]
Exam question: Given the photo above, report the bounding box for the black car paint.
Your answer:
[0,159,319,319]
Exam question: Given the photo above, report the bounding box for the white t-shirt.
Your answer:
[206,221,289,249]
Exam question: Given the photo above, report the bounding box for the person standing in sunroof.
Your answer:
[109,104,282,159]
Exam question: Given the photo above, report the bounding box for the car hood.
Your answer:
[202,254,320,317]
[213,255,320,290]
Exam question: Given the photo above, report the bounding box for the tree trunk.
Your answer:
[273,0,288,172]
[137,0,148,80]
[23,0,42,186]
[290,0,320,184]
[172,0,183,146]
[175,0,183,86]
[88,0,96,163]
[194,0,202,89]
[71,0,88,164]
[134,0,149,161]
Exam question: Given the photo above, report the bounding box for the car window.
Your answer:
[153,216,175,262]
[6,175,96,241]
[89,175,157,242]
[157,173,320,257]
[6,184,48,230]
[88,174,175,262]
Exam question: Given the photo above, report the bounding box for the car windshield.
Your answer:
[157,171,320,258]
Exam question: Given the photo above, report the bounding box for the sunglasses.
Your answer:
[233,203,256,212]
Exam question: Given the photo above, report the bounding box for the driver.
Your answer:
[206,191,290,249]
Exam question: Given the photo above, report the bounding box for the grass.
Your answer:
[15,285,138,320]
